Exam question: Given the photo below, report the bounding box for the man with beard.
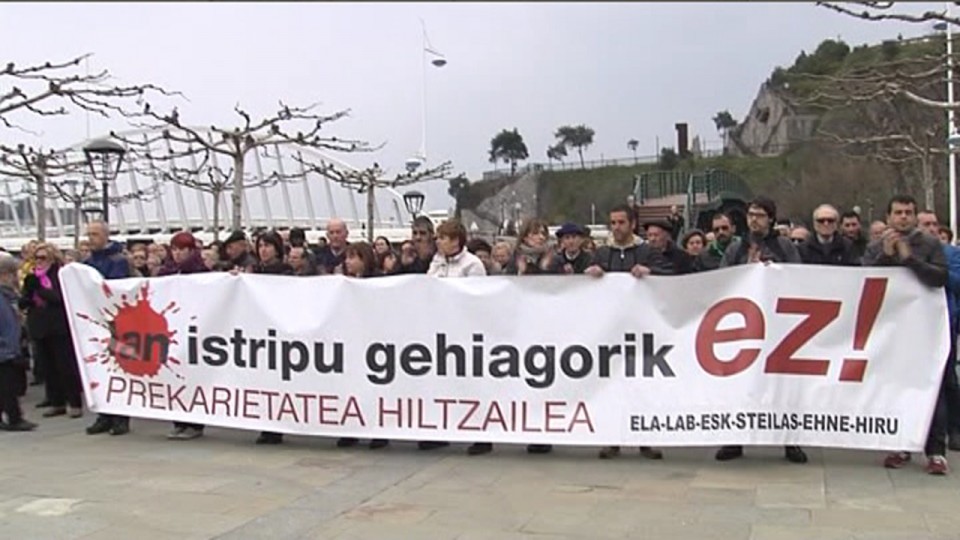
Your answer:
[698,212,736,272]
[840,210,868,261]
[798,204,858,266]
[586,205,665,461]
[718,197,807,464]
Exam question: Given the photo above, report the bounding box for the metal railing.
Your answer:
[633,168,752,206]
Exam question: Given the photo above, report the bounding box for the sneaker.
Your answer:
[369,439,389,450]
[109,419,130,436]
[336,437,359,448]
[598,446,621,459]
[883,451,911,469]
[715,446,744,461]
[784,446,808,464]
[167,426,186,440]
[639,446,664,460]
[467,442,493,456]
[4,420,37,432]
[526,444,552,455]
[417,441,450,451]
[85,417,112,435]
[927,455,949,475]
[42,407,66,418]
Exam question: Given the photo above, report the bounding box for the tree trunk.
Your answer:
[510,160,516,176]
[212,191,221,242]
[73,200,81,249]
[578,148,585,169]
[36,170,46,242]
[366,184,375,243]
[922,154,935,212]
[231,153,245,231]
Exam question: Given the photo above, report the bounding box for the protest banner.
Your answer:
[59,263,949,450]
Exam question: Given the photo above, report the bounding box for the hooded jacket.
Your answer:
[83,241,130,279]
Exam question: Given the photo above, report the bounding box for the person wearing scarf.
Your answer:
[19,244,83,419]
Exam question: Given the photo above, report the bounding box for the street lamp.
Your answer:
[83,138,126,225]
[936,16,957,233]
[411,19,447,168]
[403,190,425,219]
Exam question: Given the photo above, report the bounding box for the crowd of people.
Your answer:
[0,193,954,476]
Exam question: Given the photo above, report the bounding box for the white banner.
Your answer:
[59,263,949,450]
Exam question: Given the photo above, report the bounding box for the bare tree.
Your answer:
[1,53,174,132]
[0,143,155,242]
[115,102,374,232]
[297,159,453,242]
[817,2,960,27]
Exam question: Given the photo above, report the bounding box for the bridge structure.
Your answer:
[0,129,441,250]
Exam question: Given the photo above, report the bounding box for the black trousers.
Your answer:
[34,335,81,409]
[926,337,957,457]
[945,328,960,435]
[174,422,204,431]
[0,362,24,424]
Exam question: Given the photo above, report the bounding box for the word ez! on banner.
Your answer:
[59,263,949,451]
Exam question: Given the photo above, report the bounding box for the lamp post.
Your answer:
[936,14,957,232]
[83,138,126,226]
[403,190,425,220]
[410,19,447,171]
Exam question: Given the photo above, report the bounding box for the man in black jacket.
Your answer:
[718,197,807,464]
[841,210,868,262]
[549,222,593,274]
[798,204,859,266]
[643,221,693,275]
[698,212,736,271]
[586,205,664,461]
[864,195,950,475]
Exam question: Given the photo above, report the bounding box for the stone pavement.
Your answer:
[3,388,960,539]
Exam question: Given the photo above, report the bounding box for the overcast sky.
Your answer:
[0,2,942,212]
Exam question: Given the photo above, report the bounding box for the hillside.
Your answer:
[457,33,949,226]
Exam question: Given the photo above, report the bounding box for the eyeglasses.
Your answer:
[34,255,48,261]
[815,218,837,224]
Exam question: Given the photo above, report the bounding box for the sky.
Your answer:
[0,2,943,214]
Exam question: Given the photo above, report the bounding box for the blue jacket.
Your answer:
[0,284,21,363]
[83,241,131,279]
[945,244,960,331]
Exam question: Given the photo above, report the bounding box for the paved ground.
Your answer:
[3,387,960,540]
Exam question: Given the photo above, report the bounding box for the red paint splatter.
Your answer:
[76,282,183,380]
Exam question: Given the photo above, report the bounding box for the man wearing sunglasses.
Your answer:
[697,212,737,271]
[797,204,858,266]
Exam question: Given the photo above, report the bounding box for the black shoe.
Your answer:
[639,446,664,460]
[949,433,960,452]
[35,400,51,408]
[4,420,37,432]
[86,417,112,435]
[255,432,283,445]
[526,444,552,454]
[715,446,744,461]
[417,441,449,451]
[369,439,389,450]
[336,437,359,448]
[784,445,808,464]
[467,442,493,456]
[109,419,130,436]
[29,380,43,387]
